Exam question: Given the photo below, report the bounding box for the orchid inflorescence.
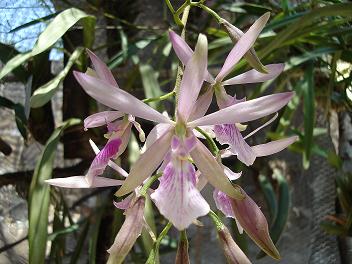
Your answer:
[46,12,297,264]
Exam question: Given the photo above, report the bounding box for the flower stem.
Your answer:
[191,2,221,23]
[195,127,219,156]
[208,210,224,231]
[146,222,173,263]
[140,173,162,197]
[142,91,175,103]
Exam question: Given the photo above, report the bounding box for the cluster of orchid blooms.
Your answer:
[46,12,297,263]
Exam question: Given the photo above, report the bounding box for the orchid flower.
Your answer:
[169,13,298,166]
[46,50,144,189]
[72,31,293,231]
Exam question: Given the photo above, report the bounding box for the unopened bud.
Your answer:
[175,231,190,264]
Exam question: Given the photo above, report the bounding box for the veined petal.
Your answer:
[87,49,118,87]
[74,72,171,124]
[86,138,122,185]
[169,30,214,84]
[89,139,128,178]
[190,138,244,200]
[116,129,174,196]
[84,111,124,130]
[189,87,214,121]
[46,176,123,188]
[142,123,172,152]
[151,158,210,230]
[177,34,208,122]
[189,92,293,127]
[107,198,145,264]
[216,13,270,82]
[223,64,284,86]
[214,124,256,166]
[231,188,281,260]
[252,136,298,157]
[217,225,250,264]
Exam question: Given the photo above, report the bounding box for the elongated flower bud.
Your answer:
[107,197,145,264]
[230,188,280,260]
[218,225,251,264]
[175,231,190,264]
[219,18,267,73]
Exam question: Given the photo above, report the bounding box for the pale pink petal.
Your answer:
[115,124,132,157]
[142,123,172,152]
[84,111,124,130]
[189,87,214,121]
[223,166,242,181]
[218,225,250,264]
[231,188,281,260]
[190,138,244,200]
[189,92,293,127]
[196,170,208,191]
[169,31,214,84]
[107,198,145,264]
[87,49,118,87]
[151,158,210,230]
[113,193,134,210]
[86,138,122,185]
[89,139,128,178]
[214,124,256,166]
[252,136,298,157]
[128,115,145,142]
[216,13,270,82]
[177,34,208,122]
[45,176,123,188]
[116,129,174,196]
[223,64,284,86]
[74,72,172,124]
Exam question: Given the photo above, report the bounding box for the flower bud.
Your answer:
[175,231,190,264]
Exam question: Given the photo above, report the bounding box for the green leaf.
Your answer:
[139,64,164,110]
[70,220,90,264]
[89,199,105,264]
[9,12,60,33]
[302,63,315,169]
[28,118,81,264]
[259,174,278,222]
[0,8,95,80]
[0,96,28,140]
[30,47,84,108]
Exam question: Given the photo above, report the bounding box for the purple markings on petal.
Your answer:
[84,111,124,130]
[214,124,256,166]
[151,155,210,230]
[86,138,122,185]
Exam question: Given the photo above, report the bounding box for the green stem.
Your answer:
[195,127,219,155]
[191,3,221,23]
[208,210,224,231]
[140,173,162,197]
[146,222,173,264]
[142,91,175,103]
[164,0,175,13]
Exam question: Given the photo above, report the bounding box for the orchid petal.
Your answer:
[252,136,298,157]
[214,124,256,166]
[151,158,210,230]
[107,198,145,264]
[46,176,123,188]
[142,123,172,152]
[223,64,284,86]
[189,87,214,121]
[128,116,145,142]
[223,166,242,181]
[85,138,122,185]
[169,31,214,84]
[196,170,208,191]
[216,13,270,82]
[84,111,124,130]
[190,138,244,200]
[231,188,281,260]
[74,72,171,124]
[189,92,293,127]
[116,129,174,196]
[177,34,208,122]
[113,193,135,210]
[89,139,128,178]
[87,49,118,86]
[218,225,251,264]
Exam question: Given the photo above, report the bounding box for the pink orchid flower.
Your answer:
[72,31,293,230]
[169,13,297,166]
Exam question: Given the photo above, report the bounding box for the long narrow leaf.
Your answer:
[28,118,81,264]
